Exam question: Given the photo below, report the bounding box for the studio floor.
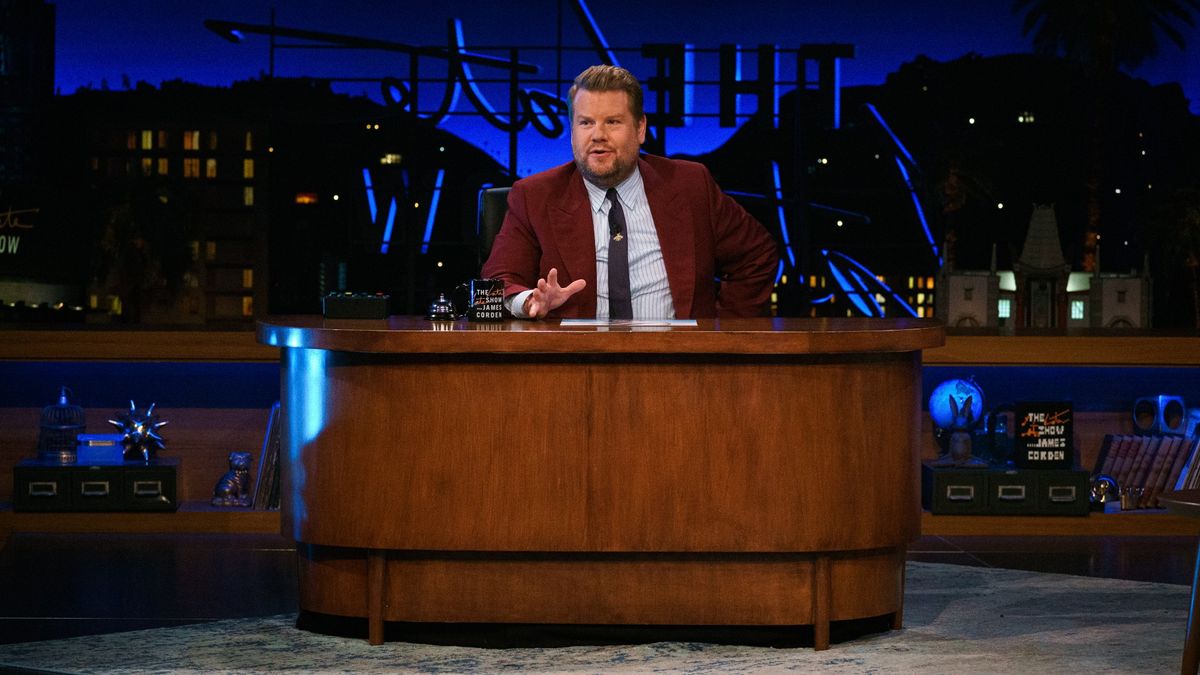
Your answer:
[0,531,1196,646]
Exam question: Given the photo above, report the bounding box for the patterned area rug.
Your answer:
[0,562,1188,674]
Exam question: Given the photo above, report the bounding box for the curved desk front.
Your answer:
[257,316,945,648]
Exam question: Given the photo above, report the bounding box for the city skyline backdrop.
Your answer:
[51,0,1200,172]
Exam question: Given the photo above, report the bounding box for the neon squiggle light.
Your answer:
[420,169,446,255]
[821,249,919,317]
[771,161,796,267]
[865,102,915,166]
[362,168,377,221]
[380,198,397,255]
[893,156,940,265]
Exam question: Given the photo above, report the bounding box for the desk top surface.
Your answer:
[257,315,945,355]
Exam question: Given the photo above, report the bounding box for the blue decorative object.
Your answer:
[929,378,987,467]
[108,401,169,462]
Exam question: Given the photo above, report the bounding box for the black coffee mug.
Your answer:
[456,278,505,321]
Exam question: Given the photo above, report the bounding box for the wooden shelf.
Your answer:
[0,501,280,547]
[0,329,276,362]
[4,505,1197,546]
[922,510,1200,537]
[925,334,1200,366]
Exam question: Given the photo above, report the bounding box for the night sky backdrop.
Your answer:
[54,1,1200,171]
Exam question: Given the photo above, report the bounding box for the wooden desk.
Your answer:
[258,316,944,648]
[1158,490,1200,674]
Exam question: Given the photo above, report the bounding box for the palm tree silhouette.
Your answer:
[1013,0,1199,273]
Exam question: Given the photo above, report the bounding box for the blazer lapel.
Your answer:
[640,157,694,318]
[548,171,599,317]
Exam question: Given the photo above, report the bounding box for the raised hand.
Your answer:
[524,268,587,319]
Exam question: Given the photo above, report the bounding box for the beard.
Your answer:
[575,148,635,189]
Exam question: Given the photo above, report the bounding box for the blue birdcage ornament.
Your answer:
[38,386,86,464]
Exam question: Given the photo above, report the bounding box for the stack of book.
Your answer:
[1094,434,1200,509]
[251,402,282,511]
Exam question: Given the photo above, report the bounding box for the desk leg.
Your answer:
[813,555,831,650]
[368,550,387,646]
[894,546,906,630]
[1184,540,1200,675]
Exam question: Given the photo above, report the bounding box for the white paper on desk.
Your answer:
[560,319,698,327]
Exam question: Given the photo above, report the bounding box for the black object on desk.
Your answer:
[322,292,390,319]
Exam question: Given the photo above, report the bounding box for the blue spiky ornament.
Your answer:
[108,400,169,462]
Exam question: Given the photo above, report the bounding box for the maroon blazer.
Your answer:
[481,154,779,319]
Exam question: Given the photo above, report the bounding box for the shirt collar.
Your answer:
[584,165,643,214]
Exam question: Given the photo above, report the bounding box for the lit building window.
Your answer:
[206,241,217,261]
[1071,300,1085,320]
[127,131,137,150]
[242,269,254,289]
[208,131,218,150]
[926,277,935,289]
[183,130,200,150]
[998,298,1011,319]
[140,157,153,176]
[183,157,200,177]
[157,130,168,149]
[243,159,255,179]
[205,158,217,178]
[243,186,254,206]
[157,158,168,175]
[241,296,253,317]
[141,130,153,150]
[380,153,402,165]
[244,131,253,151]
[295,192,318,205]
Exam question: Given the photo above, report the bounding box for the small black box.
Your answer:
[922,464,989,514]
[987,470,1039,515]
[13,458,179,512]
[12,463,71,512]
[322,292,390,319]
[1036,471,1090,515]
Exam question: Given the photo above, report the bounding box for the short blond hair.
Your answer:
[568,65,644,121]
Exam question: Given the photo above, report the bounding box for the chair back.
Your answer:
[476,186,511,263]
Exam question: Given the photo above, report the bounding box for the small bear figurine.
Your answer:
[211,451,254,507]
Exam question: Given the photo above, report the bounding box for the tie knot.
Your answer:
[606,188,619,206]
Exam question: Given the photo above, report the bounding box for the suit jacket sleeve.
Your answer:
[703,168,779,317]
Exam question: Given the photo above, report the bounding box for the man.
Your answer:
[482,65,778,320]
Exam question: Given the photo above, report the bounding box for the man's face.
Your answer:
[570,89,646,189]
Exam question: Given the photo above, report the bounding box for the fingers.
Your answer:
[562,279,587,297]
[527,268,585,319]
